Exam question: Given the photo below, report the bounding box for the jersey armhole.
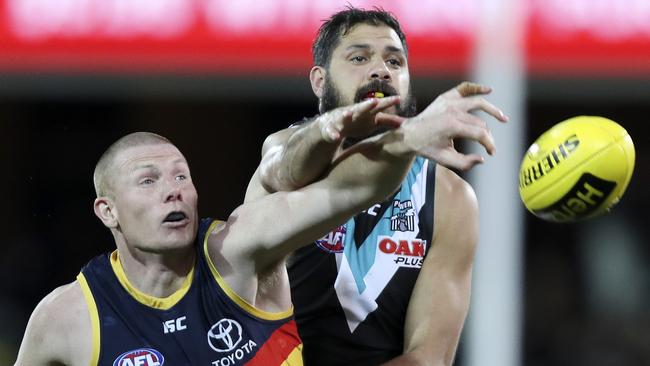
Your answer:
[76,273,101,366]
[202,220,294,321]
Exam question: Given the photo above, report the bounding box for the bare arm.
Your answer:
[244,96,404,203]
[219,82,505,308]
[15,282,92,366]
[381,167,479,366]
[243,122,339,202]
[245,81,507,204]
[215,127,416,277]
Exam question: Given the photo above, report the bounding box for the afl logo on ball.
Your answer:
[316,225,346,253]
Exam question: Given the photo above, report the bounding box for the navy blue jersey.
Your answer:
[288,157,436,365]
[79,218,303,366]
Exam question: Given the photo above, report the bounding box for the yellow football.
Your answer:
[519,116,635,222]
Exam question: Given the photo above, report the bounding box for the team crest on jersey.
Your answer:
[378,236,427,268]
[113,348,164,366]
[390,199,415,232]
[315,225,346,253]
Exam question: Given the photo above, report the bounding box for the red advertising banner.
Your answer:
[0,0,648,76]
[527,0,650,76]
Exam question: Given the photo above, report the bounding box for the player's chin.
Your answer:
[160,227,196,248]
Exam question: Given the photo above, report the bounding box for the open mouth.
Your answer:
[163,211,187,223]
[355,80,397,103]
[364,91,385,99]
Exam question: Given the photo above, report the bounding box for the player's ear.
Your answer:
[310,66,326,98]
[94,197,118,229]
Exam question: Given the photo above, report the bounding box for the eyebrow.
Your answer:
[130,164,160,174]
[345,44,405,55]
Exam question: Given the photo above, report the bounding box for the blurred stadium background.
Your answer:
[1,0,648,365]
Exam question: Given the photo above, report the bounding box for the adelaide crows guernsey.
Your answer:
[288,157,436,365]
[78,218,303,366]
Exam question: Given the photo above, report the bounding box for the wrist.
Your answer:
[380,123,415,158]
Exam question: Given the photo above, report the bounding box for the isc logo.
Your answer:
[163,316,187,334]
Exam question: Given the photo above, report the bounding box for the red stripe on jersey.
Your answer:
[246,320,302,365]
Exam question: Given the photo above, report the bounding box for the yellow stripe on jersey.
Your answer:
[202,219,294,321]
[77,273,101,366]
[110,250,194,310]
[281,344,304,366]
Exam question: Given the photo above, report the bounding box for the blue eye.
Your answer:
[141,178,155,185]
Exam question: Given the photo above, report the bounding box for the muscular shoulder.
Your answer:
[15,281,92,366]
[433,166,479,252]
[434,165,478,217]
[261,126,298,156]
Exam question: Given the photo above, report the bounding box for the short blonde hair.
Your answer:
[93,132,171,197]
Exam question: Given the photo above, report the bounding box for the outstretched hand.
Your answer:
[402,82,508,171]
[319,96,406,143]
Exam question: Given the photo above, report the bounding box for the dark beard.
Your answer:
[319,77,418,148]
[320,77,417,118]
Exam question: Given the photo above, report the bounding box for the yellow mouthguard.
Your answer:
[375,92,384,98]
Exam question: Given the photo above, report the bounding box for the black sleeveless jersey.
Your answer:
[288,157,436,365]
[78,218,303,366]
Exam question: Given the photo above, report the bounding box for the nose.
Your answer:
[164,182,183,203]
[369,59,391,81]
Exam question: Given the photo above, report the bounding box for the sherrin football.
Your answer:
[519,116,635,222]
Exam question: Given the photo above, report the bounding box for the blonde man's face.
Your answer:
[108,143,199,252]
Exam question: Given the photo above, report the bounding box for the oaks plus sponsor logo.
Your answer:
[112,348,164,366]
[315,225,346,253]
[378,236,426,268]
[207,318,258,366]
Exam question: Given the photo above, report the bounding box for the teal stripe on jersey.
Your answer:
[344,157,426,293]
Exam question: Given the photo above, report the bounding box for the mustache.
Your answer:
[353,79,399,103]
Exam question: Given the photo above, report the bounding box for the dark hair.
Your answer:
[312,6,408,68]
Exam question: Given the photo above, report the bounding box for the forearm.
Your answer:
[380,266,471,366]
[326,127,415,204]
[238,129,417,270]
[259,119,339,192]
[399,272,471,366]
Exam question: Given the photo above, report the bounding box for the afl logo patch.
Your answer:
[316,225,346,253]
[113,348,164,366]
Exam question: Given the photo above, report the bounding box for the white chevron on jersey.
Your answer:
[334,159,430,333]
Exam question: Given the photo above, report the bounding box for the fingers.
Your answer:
[442,81,491,99]
[322,123,342,143]
[371,95,401,112]
[351,98,380,115]
[460,96,509,122]
[375,112,406,128]
[456,81,491,97]
[443,82,509,122]
[351,95,400,119]
[322,110,354,142]
[435,149,485,171]
[454,120,497,155]
[349,95,401,123]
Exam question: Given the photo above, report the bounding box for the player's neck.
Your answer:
[115,246,195,299]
